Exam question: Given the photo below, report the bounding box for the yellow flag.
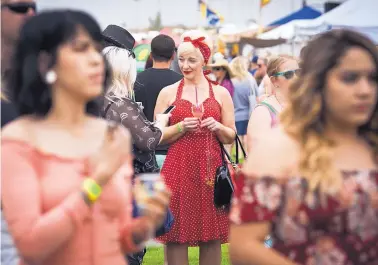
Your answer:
[261,0,271,7]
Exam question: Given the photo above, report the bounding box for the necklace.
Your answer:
[205,131,215,187]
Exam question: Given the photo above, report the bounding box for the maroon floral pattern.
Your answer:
[230,170,378,265]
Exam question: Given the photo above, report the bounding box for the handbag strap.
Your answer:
[234,135,247,164]
[218,139,232,163]
[218,135,247,164]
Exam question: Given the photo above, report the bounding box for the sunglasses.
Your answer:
[213,67,225,71]
[1,2,36,14]
[273,69,301,80]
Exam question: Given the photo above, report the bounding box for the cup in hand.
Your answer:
[134,173,166,211]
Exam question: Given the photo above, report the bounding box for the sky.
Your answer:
[37,0,347,30]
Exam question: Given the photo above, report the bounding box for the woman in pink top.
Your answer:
[1,10,170,265]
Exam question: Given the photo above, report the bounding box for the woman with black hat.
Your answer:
[101,24,173,265]
[102,24,171,179]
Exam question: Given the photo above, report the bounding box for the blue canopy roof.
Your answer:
[268,6,321,27]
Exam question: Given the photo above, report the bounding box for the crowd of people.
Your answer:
[1,1,377,265]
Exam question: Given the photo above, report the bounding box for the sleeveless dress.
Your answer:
[157,79,229,246]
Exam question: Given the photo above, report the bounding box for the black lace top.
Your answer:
[103,96,162,174]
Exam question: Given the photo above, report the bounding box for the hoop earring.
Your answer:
[45,70,57,84]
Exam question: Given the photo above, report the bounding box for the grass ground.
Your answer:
[143,245,230,265]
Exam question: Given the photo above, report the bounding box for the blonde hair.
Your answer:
[229,56,250,80]
[280,75,340,204]
[279,53,339,202]
[103,46,137,100]
[267,54,297,77]
[177,30,212,65]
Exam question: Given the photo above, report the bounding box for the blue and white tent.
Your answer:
[296,0,378,43]
[268,6,322,27]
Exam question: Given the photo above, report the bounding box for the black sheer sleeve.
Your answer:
[104,97,162,152]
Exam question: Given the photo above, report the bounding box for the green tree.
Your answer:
[149,12,163,31]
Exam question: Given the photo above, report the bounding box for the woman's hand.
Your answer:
[90,122,132,186]
[182,117,200,132]
[143,187,171,230]
[201,117,222,132]
[155,113,171,127]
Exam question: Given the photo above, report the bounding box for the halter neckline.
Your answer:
[175,78,215,104]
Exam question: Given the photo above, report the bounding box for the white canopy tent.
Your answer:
[295,0,378,42]
[257,0,378,55]
[259,19,317,40]
[260,0,377,40]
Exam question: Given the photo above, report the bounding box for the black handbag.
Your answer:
[214,135,246,209]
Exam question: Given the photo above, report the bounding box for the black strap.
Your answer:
[102,101,114,118]
[219,140,232,164]
[234,135,247,164]
[218,135,247,165]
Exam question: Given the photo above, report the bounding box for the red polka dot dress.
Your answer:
[158,79,229,246]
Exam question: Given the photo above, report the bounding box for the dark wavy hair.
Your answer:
[280,29,378,198]
[6,9,111,116]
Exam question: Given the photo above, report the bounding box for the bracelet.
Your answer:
[82,178,102,203]
[176,122,183,133]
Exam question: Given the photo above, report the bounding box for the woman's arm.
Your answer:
[230,223,298,265]
[229,172,297,265]
[159,123,186,145]
[107,98,163,152]
[230,130,300,265]
[1,142,92,264]
[154,86,186,145]
[210,86,236,144]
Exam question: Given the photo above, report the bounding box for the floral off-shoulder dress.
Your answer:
[231,170,378,265]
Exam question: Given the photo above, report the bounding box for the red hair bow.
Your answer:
[183,36,211,64]
[182,36,218,85]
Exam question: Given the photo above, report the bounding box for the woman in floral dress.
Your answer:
[229,29,378,265]
[155,30,236,265]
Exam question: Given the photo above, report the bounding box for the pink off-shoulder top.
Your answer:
[1,139,147,265]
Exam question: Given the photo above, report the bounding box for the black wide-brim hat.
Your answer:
[102,24,135,50]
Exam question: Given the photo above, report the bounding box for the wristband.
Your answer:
[176,122,183,133]
[82,178,102,203]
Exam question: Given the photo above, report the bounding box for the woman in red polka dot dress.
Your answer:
[155,30,236,265]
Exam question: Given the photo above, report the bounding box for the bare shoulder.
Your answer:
[244,126,301,177]
[213,84,230,97]
[1,116,38,143]
[251,105,272,119]
[213,84,233,106]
